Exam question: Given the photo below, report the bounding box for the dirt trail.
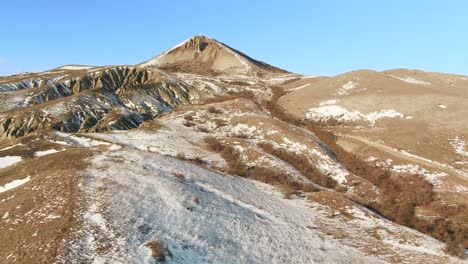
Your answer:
[338,134,468,183]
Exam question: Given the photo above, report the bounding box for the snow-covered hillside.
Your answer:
[59,142,457,263]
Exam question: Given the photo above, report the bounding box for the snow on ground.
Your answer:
[337,81,357,95]
[391,164,448,185]
[450,137,468,157]
[391,75,432,85]
[319,99,338,106]
[0,156,22,169]
[366,157,393,168]
[277,137,349,185]
[0,176,31,194]
[52,132,110,147]
[64,148,383,263]
[305,104,405,125]
[0,144,22,151]
[264,74,300,85]
[34,149,62,157]
[398,149,468,178]
[288,83,310,91]
[90,118,223,164]
[60,142,458,263]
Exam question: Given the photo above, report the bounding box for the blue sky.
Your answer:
[1,0,467,76]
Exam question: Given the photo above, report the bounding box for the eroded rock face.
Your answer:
[0,67,192,138]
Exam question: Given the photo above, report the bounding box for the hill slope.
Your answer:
[139,35,287,76]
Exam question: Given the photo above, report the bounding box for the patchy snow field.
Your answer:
[337,81,357,95]
[0,176,30,194]
[0,156,23,169]
[59,145,458,263]
[305,103,405,125]
[450,137,468,157]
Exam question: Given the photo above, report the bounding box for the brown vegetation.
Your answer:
[258,142,338,189]
[207,106,223,114]
[145,240,166,262]
[204,136,320,198]
[265,85,467,257]
[172,171,185,183]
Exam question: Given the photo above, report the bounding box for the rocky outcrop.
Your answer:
[0,67,192,138]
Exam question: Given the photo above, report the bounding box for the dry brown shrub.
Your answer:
[183,121,195,127]
[172,172,185,183]
[198,126,211,133]
[204,136,309,196]
[214,119,228,127]
[145,240,166,262]
[207,106,223,114]
[303,183,320,192]
[193,196,200,204]
[183,114,194,121]
[205,136,224,152]
[258,142,337,189]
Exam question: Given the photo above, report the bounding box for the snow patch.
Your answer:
[0,176,31,193]
[53,132,110,147]
[450,137,468,157]
[305,105,404,125]
[319,99,338,106]
[391,164,448,185]
[35,149,62,157]
[337,81,357,95]
[0,144,22,151]
[288,83,310,91]
[391,75,431,85]
[0,156,22,169]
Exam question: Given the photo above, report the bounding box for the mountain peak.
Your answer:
[139,35,287,76]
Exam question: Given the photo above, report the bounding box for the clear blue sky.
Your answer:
[1,0,467,76]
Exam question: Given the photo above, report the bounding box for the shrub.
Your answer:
[214,118,228,127]
[204,136,307,195]
[198,126,211,133]
[183,121,195,127]
[303,183,320,192]
[172,172,185,183]
[258,142,337,189]
[145,240,166,262]
[184,114,194,121]
[207,106,223,114]
[205,136,224,152]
